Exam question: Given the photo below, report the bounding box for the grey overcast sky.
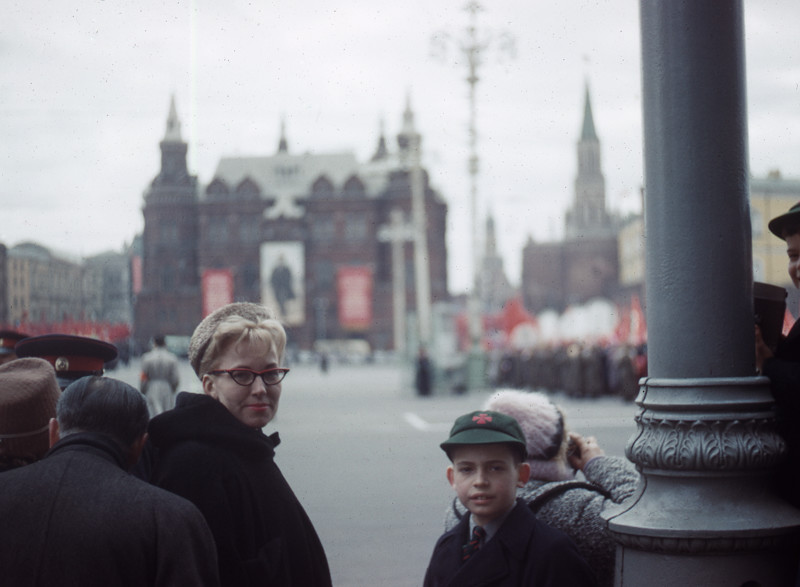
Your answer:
[2,1,798,293]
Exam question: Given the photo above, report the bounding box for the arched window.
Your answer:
[311,175,335,199]
[206,178,230,199]
[235,177,261,200]
[343,175,366,198]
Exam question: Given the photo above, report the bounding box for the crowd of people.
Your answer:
[5,190,800,587]
[0,301,639,586]
[492,342,648,401]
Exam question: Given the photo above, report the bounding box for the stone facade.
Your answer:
[521,85,621,313]
[134,98,449,352]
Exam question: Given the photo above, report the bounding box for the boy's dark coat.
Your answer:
[423,500,597,587]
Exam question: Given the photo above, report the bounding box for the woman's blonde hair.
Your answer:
[198,315,287,376]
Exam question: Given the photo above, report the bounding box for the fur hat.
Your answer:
[483,389,573,482]
[189,302,276,376]
[0,358,60,466]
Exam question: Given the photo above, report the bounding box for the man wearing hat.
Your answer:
[756,201,800,509]
[423,410,596,587]
[0,329,29,366]
[0,357,60,472]
[0,375,220,585]
[15,333,118,390]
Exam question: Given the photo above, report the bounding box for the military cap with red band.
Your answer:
[15,334,118,389]
[0,330,29,357]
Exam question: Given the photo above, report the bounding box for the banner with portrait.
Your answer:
[260,242,305,325]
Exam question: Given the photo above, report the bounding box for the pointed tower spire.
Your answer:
[397,90,421,153]
[164,95,182,143]
[371,118,388,161]
[580,83,598,141]
[485,213,497,256]
[277,117,288,154]
[401,91,416,135]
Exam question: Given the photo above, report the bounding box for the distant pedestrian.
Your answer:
[140,334,180,416]
[416,347,432,396]
[0,357,60,472]
[424,409,597,586]
[0,375,220,586]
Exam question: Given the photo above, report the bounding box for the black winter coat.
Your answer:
[0,432,220,587]
[147,392,332,587]
[424,500,597,587]
[763,319,800,508]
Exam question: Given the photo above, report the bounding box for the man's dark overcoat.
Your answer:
[0,432,220,586]
[146,391,332,587]
[423,500,597,587]
[762,319,800,508]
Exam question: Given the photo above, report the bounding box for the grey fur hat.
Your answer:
[188,302,275,376]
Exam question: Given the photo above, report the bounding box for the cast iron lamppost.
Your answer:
[604,2,800,584]
[432,1,514,389]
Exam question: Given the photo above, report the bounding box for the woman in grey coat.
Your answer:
[444,389,639,587]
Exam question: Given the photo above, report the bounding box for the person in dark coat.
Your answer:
[416,346,433,396]
[145,302,332,587]
[423,410,597,587]
[0,375,220,586]
[756,201,800,509]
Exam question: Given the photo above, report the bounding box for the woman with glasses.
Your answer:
[144,302,332,587]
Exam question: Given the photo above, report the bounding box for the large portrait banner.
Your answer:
[260,242,305,325]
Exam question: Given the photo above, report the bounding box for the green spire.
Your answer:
[580,84,598,141]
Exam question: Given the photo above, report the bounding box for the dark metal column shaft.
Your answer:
[605,2,800,584]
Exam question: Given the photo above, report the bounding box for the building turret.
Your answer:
[153,95,191,186]
[371,119,389,161]
[565,83,611,239]
[277,117,289,154]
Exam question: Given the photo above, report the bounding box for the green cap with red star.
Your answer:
[440,410,527,458]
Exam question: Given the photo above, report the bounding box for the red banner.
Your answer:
[131,255,143,296]
[337,266,373,331]
[202,269,234,317]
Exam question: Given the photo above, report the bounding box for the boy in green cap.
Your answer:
[423,410,597,587]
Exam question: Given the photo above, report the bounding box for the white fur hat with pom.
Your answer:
[483,389,573,482]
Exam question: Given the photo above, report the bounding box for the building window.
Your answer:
[239,216,261,243]
[751,207,763,238]
[312,217,335,243]
[161,268,174,291]
[344,213,367,242]
[208,216,229,243]
[314,259,334,291]
[161,223,179,244]
[753,256,765,282]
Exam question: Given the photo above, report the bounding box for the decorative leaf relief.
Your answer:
[628,415,784,470]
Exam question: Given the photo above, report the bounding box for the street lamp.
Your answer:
[432,1,515,389]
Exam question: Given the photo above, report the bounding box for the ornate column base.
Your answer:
[605,377,800,586]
